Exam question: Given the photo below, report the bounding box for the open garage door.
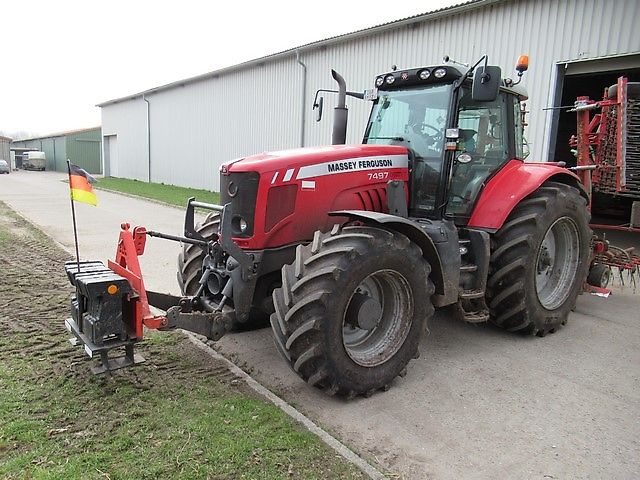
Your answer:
[548,53,640,166]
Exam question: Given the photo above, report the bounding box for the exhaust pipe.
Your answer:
[331,69,348,145]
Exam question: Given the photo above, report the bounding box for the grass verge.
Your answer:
[0,201,365,480]
[93,177,220,207]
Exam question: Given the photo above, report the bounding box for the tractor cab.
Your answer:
[363,60,528,222]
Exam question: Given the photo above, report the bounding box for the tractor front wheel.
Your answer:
[270,225,434,397]
[176,212,271,330]
[177,212,220,296]
[486,182,590,336]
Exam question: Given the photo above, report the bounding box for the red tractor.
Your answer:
[65,56,591,396]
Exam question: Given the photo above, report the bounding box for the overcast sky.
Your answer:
[0,0,461,138]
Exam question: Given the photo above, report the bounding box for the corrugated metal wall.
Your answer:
[55,137,66,170]
[0,138,11,162]
[11,129,100,173]
[101,0,640,191]
[40,138,57,170]
[66,128,102,174]
[101,100,148,180]
[147,57,301,189]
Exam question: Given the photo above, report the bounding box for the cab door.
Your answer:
[447,88,521,220]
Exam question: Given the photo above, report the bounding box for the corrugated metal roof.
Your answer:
[97,0,502,107]
[0,136,12,141]
[13,126,101,143]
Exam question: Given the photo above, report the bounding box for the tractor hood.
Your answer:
[219,144,411,251]
[223,144,409,175]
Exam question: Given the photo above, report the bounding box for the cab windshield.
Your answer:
[363,84,452,214]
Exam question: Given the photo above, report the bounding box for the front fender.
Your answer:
[467,160,588,231]
[329,210,452,302]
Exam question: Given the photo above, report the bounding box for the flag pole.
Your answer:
[67,159,82,273]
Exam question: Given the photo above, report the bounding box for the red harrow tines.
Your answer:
[569,76,640,200]
[595,245,640,292]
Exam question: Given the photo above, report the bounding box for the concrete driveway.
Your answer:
[2,171,638,479]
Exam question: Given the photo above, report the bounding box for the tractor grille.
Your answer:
[220,171,260,237]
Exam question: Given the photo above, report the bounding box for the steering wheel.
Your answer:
[407,123,443,152]
[420,123,441,135]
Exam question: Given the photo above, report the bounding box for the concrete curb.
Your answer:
[184,331,388,480]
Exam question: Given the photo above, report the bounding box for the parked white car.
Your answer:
[0,159,10,174]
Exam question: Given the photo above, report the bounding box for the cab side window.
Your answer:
[457,91,508,163]
[447,89,510,218]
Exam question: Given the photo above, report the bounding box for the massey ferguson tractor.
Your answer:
[65,55,591,397]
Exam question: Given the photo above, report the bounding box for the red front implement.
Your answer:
[107,223,167,339]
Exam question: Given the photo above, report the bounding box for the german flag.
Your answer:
[68,163,98,206]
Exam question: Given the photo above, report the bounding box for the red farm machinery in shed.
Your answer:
[66,55,600,398]
[569,76,640,288]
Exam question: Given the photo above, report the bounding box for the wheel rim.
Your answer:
[599,267,612,288]
[342,269,413,367]
[535,217,581,310]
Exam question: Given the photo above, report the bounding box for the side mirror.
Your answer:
[313,96,324,122]
[472,66,501,102]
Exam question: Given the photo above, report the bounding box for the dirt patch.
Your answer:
[0,202,366,479]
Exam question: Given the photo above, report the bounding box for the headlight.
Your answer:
[434,68,447,79]
[232,216,248,234]
[375,76,384,87]
[419,69,431,80]
[385,74,395,85]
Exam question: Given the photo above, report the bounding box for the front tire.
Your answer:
[177,212,220,296]
[486,182,590,336]
[270,225,434,397]
[176,212,271,330]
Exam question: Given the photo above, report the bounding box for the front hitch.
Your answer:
[63,223,235,374]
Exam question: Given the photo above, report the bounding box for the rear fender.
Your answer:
[467,160,589,231]
[329,210,447,298]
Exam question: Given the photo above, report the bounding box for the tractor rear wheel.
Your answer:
[486,182,590,336]
[270,225,434,397]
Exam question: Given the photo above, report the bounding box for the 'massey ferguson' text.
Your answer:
[327,158,393,173]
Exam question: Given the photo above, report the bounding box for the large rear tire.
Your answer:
[486,182,590,336]
[270,225,434,397]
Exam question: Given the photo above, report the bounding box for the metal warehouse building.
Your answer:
[12,127,102,174]
[99,0,639,191]
[0,136,11,164]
